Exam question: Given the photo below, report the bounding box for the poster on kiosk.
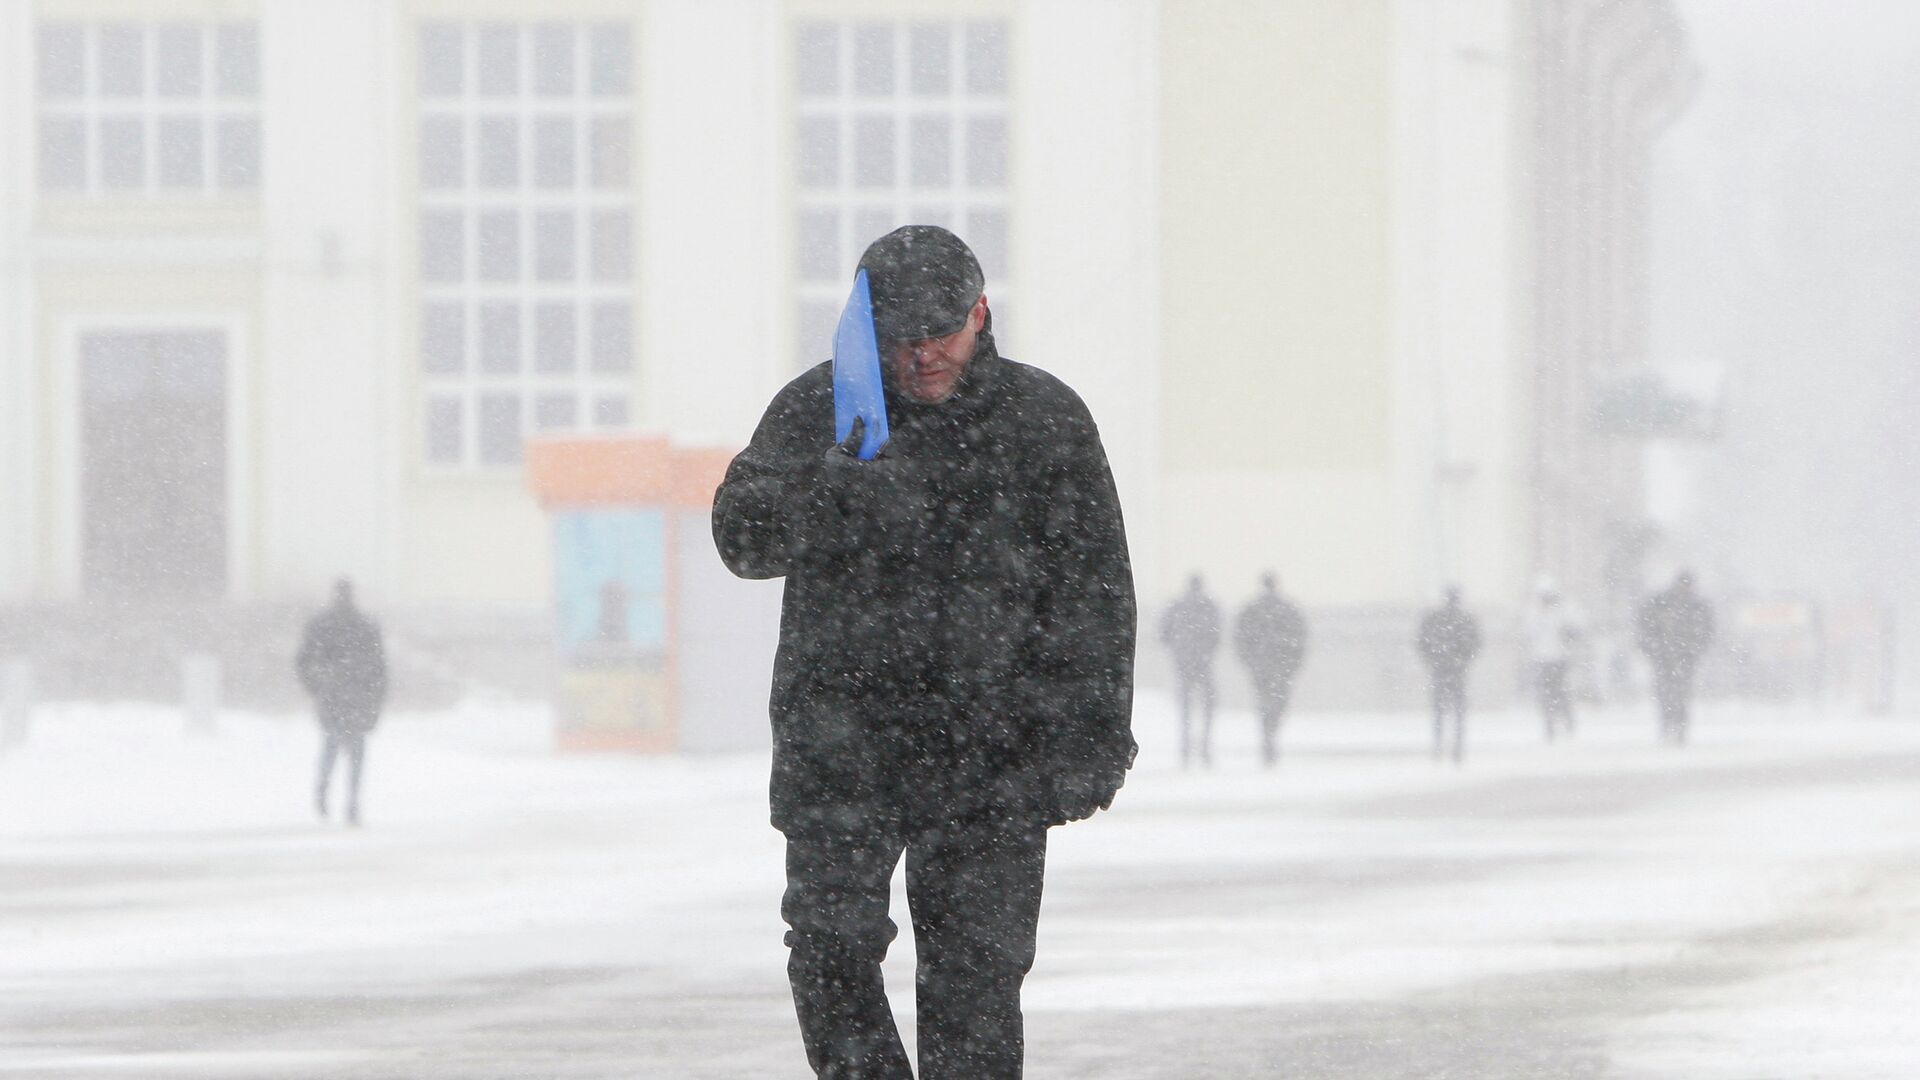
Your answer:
[526,438,725,751]
[551,508,669,749]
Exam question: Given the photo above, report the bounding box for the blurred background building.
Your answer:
[0,0,1694,725]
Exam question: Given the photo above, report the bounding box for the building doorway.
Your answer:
[79,330,229,600]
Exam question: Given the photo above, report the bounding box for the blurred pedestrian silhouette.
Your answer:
[1636,571,1715,745]
[1161,574,1221,768]
[296,579,388,826]
[1418,587,1481,764]
[1525,583,1581,741]
[1234,572,1308,767]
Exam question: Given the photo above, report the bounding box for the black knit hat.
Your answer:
[856,225,985,342]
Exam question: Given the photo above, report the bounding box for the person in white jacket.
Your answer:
[1525,585,1581,741]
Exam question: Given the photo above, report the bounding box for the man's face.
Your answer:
[885,296,987,405]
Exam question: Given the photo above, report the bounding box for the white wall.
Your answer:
[641,0,783,449]
[258,0,399,603]
[1016,0,1162,598]
[1391,0,1528,610]
[0,5,34,599]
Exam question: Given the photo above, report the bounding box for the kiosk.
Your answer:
[526,437,747,752]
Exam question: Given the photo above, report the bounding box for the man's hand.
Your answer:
[799,417,926,557]
[1047,767,1126,825]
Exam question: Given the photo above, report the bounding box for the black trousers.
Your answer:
[1653,665,1695,744]
[1174,666,1216,767]
[1431,672,1467,762]
[1251,675,1295,766]
[783,816,1048,1080]
[1537,660,1573,740]
[316,732,366,816]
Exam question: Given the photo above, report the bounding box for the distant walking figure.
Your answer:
[1161,575,1222,768]
[1635,572,1715,745]
[1525,585,1580,741]
[1417,587,1481,764]
[296,580,388,826]
[1234,573,1309,767]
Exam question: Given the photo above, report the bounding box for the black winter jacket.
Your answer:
[296,604,388,737]
[712,338,1136,833]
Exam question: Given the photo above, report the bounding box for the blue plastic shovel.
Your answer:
[832,269,890,461]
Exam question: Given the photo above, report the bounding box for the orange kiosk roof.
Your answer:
[526,437,734,509]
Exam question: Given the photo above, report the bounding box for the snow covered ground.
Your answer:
[4,695,1919,1078]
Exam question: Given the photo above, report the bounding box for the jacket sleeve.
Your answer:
[711,378,829,581]
[1024,403,1138,781]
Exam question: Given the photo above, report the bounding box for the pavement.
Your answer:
[3,697,1919,1078]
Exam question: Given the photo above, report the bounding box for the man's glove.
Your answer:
[1045,766,1127,825]
[798,418,927,557]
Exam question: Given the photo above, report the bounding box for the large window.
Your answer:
[36,20,261,194]
[793,19,1010,369]
[416,21,636,469]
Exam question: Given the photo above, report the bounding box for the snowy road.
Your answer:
[4,700,1920,1079]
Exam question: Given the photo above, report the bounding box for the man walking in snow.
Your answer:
[296,579,388,827]
[1161,574,1221,768]
[1234,572,1308,767]
[713,225,1136,1080]
[1636,571,1715,745]
[1417,587,1481,764]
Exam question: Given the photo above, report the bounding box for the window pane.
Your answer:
[215,23,260,98]
[590,302,632,373]
[477,23,519,97]
[39,118,87,190]
[479,302,521,374]
[478,210,521,282]
[426,397,464,464]
[156,24,203,98]
[590,116,631,188]
[534,210,576,282]
[852,24,894,97]
[215,115,261,189]
[38,24,85,99]
[909,205,953,230]
[535,302,577,373]
[796,117,839,188]
[797,208,839,280]
[854,208,896,248]
[534,394,578,431]
[477,117,518,189]
[589,23,631,96]
[964,22,1009,95]
[420,210,465,282]
[419,23,463,96]
[99,24,145,98]
[797,300,838,367]
[422,302,465,374]
[99,117,146,189]
[479,394,523,466]
[419,115,463,189]
[592,396,630,429]
[158,118,204,188]
[534,117,575,188]
[532,23,574,96]
[795,23,838,97]
[966,116,1007,187]
[966,209,1008,280]
[590,209,631,282]
[910,115,950,188]
[909,25,950,96]
[853,116,894,188]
